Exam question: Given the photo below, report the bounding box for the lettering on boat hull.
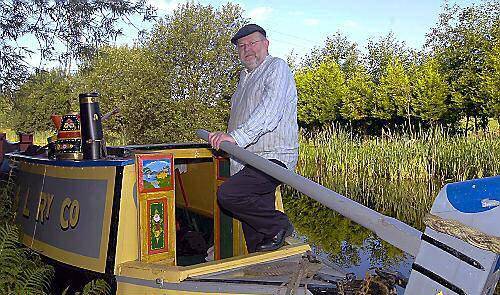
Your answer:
[14,162,116,273]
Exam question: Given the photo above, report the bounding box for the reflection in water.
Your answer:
[335,177,442,231]
[282,177,443,280]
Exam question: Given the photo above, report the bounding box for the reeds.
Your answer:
[289,126,500,229]
[299,126,500,183]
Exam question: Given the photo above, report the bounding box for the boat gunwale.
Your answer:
[117,242,311,283]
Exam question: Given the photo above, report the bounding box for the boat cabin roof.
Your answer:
[7,142,214,167]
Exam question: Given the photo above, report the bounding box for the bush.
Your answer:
[9,69,74,133]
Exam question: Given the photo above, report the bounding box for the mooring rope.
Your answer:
[423,213,500,254]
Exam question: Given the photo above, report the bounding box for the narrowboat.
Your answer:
[3,139,347,294]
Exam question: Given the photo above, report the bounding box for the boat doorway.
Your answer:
[173,157,216,266]
[171,154,242,266]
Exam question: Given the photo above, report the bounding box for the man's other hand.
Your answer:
[208,132,236,150]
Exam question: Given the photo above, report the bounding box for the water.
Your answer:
[282,178,443,288]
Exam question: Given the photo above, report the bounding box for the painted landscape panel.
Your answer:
[137,154,173,193]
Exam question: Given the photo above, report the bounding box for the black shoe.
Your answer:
[255,224,294,252]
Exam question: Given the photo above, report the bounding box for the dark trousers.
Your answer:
[217,160,291,253]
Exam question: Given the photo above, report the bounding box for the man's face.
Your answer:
[236,32,269,71]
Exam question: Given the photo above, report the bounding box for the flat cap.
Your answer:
[231,24,266,45]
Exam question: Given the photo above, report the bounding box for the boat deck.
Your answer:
[117,246,346,294]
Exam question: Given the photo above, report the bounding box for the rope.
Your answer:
[284,252,322,295]
[424,213,500,254]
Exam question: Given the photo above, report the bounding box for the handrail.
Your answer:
[197,129,422,256]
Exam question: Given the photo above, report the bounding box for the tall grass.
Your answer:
[299,126,500,183]
[287,126,500,230]
[284,126,500,290]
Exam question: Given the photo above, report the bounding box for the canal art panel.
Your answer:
[136,153,176,264]
[137,153,174,193]
[148,198,168,254]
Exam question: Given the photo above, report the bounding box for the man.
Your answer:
[208,24,298,253]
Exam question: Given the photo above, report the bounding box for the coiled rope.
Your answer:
[424,213,500,254]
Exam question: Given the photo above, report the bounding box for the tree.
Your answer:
[341,67,376,125]
[132,2,245,143]
[0,95,12,128]
[5,2,246,143]
[482,21,500,123]
[76,2,246,144]
[412,57,453,126]
[373,57,412,127]
[426,0,500,132]
[74,45,161,142]
[0,0,156,94]
[365,32,412,84]
[302,31,360,77]
[9,69,74,133]
[147,2,244,105]
[295,58,347,127]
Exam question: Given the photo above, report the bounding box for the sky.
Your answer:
[22,0,480,68]
[124,0,480,60]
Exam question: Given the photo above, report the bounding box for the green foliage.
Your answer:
[75,2,245,144]
[365,32,412,85]
[5,2,245,144]
[296,58,347,127]
[296,126,500,227]
[283,190,369,267]
[149,2,243,104]
[293,1,499,133]
[282,126,500,268]
[427,1,500,131]
[341,66,375,123]
[283,172,407,268]
[4,0,498,139]
[134,2,243,143]
[482,21,500,122]
[78,279,111,295]
[75,45,161,143]
[0,223,54,295]
[374,57,412,123]
[9,69,74,133]
[0,167,17,224]
[0,94,11,128]
[294,32,421,131]
[302,32,360,76]
[411,57,453,125]
[0,0,155,93]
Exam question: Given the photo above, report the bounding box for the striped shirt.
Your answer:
[228,55,299,175]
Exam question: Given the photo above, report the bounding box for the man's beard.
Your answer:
[243,56,259,71]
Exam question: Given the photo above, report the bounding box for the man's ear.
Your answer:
[264,38,270,50]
